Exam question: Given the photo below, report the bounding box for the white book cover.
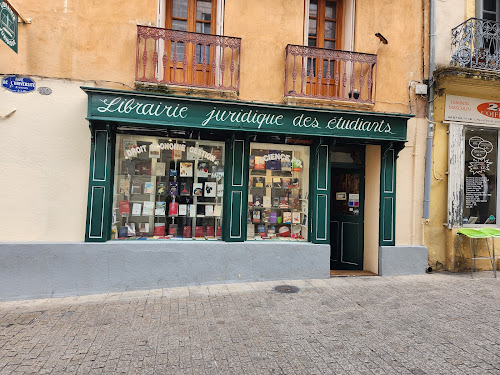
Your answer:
[214,205,222,217]
[132,203,142,216]
[217,183,224,197]
[180,162,193,177]
[247,224,255,239]
[205,205,214,216]
[263,196,271,207]
[126,222,136,236]
[204,182,217,197]
[292,211,300,223]
[188,204,197,217]
[155,162,166,176]
[178,204,187,216]
[144,182,154,194]
[142,201,154,216]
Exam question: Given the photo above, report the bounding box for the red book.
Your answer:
[216,226,222,238]
[206,226,215,237]
[119,200,130,215]
[183,226,191,238]
[195,226,204,237]
[169,224,178,237]
[154,223,165,236]
[168,201,178,216]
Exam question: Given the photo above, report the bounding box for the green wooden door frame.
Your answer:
[379,142,404,246]
[85,122,116,242]
[310,141,331,244]
[222,134,250,242]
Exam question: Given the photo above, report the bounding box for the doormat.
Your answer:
[330,270,378,277]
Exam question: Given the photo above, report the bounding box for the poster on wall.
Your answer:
[445,95,500,126]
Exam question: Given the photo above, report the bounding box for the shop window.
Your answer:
[113,135,224,240]
[247,143,310,241]
[463,128,498,225]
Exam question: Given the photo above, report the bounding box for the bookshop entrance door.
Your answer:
[330,166,365,270]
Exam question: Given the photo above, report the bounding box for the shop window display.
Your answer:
[247,143,309,241]
[112,135,224,240]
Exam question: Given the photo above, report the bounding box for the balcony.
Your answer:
[284,45,377,104]
[451,18,500,72]
[136,25,241,92]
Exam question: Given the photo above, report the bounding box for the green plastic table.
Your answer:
[478,228,500,278]
[454,228,496,278]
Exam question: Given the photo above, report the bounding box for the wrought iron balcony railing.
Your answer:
[136,25,241,92]
[284,44,377,104]
[451,18,500,72]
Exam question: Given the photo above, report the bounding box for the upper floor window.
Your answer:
[166,0,217,34]
[308,0,343,50]
[477,0,500,21]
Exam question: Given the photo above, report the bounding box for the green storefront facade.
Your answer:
[83,87,409,275]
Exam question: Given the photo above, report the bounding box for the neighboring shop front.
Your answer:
[82,86,410,283]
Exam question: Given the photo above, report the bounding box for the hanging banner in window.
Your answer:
[0,0,18,53]
[463,129,497,224]
[445,95,500,126]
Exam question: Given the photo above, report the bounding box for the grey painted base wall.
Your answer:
[0,241,330,301]
[379,245,428,276]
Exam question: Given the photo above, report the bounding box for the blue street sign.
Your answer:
[2,76,36,93]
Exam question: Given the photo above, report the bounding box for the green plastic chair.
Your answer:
[454,228,495,278]
[479,228,500,278]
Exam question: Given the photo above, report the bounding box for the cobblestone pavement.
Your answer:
[0,272,499,374]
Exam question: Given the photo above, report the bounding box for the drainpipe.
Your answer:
[423,0,436,219]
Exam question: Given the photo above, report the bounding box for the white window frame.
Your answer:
[476,0,500,21]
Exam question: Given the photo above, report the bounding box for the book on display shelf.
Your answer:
[119,200,130,215]
[119,179,130,195]
[132,203,142,216]
[188,204,197,217]
[195,226,204,238]
[178,204,187,216]
[291,178,300,188]
[169,224,178,237]
[266,150,281,170]
[126,223,136,236]
[281,157,292,171]
[138,223,150,234]
[253,177,264,188]
[254,156,265,170]
[144,182,154,194]
[121,160,136,175]
[179,182,191,196]
[169,169,177,177]
[247,224,255,239]
[217,183,224,197]
[154,223,165,236]
[252,210,261,223]
[180,162,193,177]
[193,183,203,196]
[183,226,192,238]
[205,205,214,217]
[123,140,137,158]
[249,155,255,169]
[282,178,291,189]
[155,201,166,216]
[131,181,142,194]
[263,196,271,207]
[168,202,179,216]
[198,162,209,177]
[283,211,292,224]
[272,177,282,188]
[149,144,160,158]
[206,226,215,237]
[279,196,289,208]
[270,211,277,224]
[142,201,154,216]
[253,195,262,207]
[204,182,217,197]
[169,182,178,196]
[157,181,166,195]
[155,162,166,176]
[292,211,301,223]
[214,205,222,217]
[216,226,222,238]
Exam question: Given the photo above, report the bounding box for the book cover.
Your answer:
[292,211,301,223]
[121,160,136,175]
[265,176,273,188]
[169,169,177,177]
[188,204,196,217]
[279,196,289,208]
[216,226,222,238]
[253,177,264,188]
[282,178,291,189]
[123,140,137,158]
[193,183,203,196]
[180,162,193,177]
[283,211,292,224]
[154,223,165,236]
[118,226,128,238]
[248,193,253,206]
[197,205,205,216]
[291,178,300,188]
[172,148,183,159]
[204,182,217,197]
[179,182,191,196]
[138,223,150,234]
[144,182,154,194]
[281,157,292,171]
[168,201,178,216]
[289,195,300,210]
[263,196,271,207]
[252,210,261,223]
[142,201,154,216]
[277,213,282,224]
[197,162,209,177]
[249,155,255,169]
[126,223,136,236]
[266,150,282,170]
[262,209,270,222]
[183,226,192,238]
[253,195,262,207]
[178,204,187,216]
[149,144,161,158]
[136,160,151,175]
[157,181,166,196]
[119,201,130,215]
[211,148,222,160]
[155,162,166,176]
[169,182,178,196]
[132,203,142,216]
[205,205,214,216]
[267,225,276,236]
[272,197,280,207]
[206,226,215,237]
[247,224,255,239]
[302,214,308,226]
[214,205,222,217]
[257,225,266,234]
[270,211,277,224]
[292,158,303,172]
[155,201,166,216]
[119,179,130,195]
[272,177,282,188]
[217,183,224,197]
[254,156,265,170]
[169,224,178,237]
[131,181,142,194]
[195,226,204,238]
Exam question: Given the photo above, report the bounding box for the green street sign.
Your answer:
[0,0,18,53]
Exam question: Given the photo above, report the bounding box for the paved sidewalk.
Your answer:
[0,272,499,374]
